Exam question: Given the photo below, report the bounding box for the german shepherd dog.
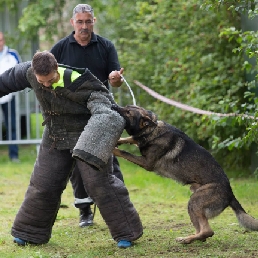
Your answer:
[112,104,258,244]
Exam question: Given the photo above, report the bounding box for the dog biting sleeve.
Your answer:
[72,92,125,171]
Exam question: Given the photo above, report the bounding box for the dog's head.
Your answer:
[112,104,158,136]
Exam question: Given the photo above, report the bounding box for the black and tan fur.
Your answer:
[112,104,258,244]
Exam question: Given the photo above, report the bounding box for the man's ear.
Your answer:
[70,18,74,26]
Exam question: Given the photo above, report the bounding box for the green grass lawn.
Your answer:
[0,145,258,257]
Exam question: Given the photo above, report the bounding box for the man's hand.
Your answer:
[109,68,124,87]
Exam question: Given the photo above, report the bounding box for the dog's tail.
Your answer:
[230,196,258,231]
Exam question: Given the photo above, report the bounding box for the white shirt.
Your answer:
[0,45,22,104]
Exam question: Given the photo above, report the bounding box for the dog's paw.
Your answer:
[117,137,137,145]
[175,237,192,244]
[117,138,128,145]
[176,235,207,244]
[116,140,123,145]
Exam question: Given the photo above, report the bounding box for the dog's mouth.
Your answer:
[111,104,131,129]
[111,104,125,116]
[111,104,119,112]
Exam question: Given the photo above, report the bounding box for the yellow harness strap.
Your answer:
[52,67,80,89]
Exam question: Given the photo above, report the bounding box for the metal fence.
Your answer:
[0,90,42,146]
[1,2,41,149]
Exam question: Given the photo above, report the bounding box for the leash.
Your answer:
[121,75,137,106]
[134,80,258,120]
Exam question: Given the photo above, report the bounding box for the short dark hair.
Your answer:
[32,51,57,75]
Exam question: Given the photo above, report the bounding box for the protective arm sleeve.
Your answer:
[72,92,125,171]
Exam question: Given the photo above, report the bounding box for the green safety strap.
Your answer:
[52,67,80,89]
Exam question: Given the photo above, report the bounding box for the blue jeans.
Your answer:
[1,97,19,159]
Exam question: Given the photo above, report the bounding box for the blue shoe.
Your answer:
[117,240,132,248]
[13,237,27,246]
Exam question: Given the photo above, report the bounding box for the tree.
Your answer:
[201,0,258,173]
[109,0,254,171]
[2,0,257,172]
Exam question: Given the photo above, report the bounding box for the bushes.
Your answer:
[108,0,251,170]
[12,0,257,171]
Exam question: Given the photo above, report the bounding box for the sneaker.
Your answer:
[117,240,132,248]
[13,237,27,246]
[11,158,21,163]
[79,207,93,227]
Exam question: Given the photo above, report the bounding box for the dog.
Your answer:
[112,104,258,244]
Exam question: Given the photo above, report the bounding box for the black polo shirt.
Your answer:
[50,32,121,88]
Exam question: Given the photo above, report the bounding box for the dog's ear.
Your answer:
[148,110,158,125]
[147,110,158,123]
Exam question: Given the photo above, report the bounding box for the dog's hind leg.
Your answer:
[175,183,226,244]
[176,203,214,244]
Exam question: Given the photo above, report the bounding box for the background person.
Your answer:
[0,50,143,248]
[50,3,125,227]
[0,31,21,162]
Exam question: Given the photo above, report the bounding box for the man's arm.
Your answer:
[0,62,31,97]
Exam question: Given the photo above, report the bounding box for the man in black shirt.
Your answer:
[50,3,126,229]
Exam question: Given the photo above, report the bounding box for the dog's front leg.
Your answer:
[117,136,137,145]
[113,148,151,171]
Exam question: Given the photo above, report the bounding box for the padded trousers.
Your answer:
[11,143,143,244]
[70,155,124,209]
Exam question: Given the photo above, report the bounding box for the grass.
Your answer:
[0,145,258,257]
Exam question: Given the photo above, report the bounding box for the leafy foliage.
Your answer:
[106,0,254,170]
[18,0,68,41]
[201,0,258,174]
[3,0,258,172]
